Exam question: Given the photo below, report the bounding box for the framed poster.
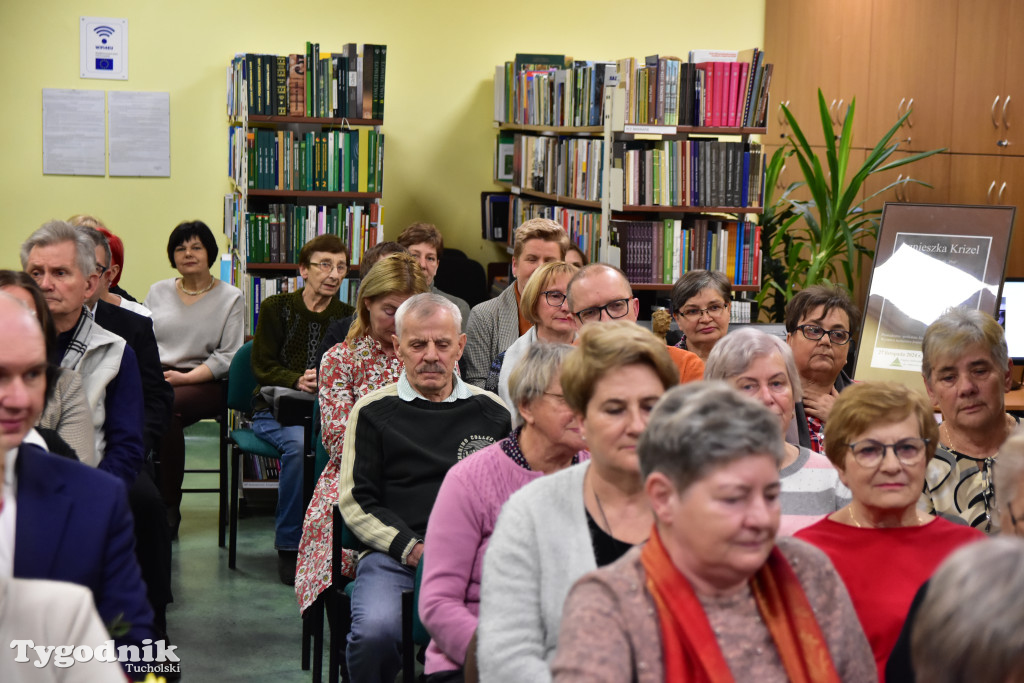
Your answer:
[854,203,1016,393]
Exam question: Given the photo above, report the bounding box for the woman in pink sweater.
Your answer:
[419,343,587,681]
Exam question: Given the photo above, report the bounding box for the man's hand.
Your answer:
[295,368,317,393]
[406,542,424,568]
[803,386,840,421]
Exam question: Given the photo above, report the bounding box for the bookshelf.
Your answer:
[225,45,386,337]
[488,52,770,296]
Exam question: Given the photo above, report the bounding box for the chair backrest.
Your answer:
[312,397,330,481]
[226,340,259,413]
[412,559,429,645]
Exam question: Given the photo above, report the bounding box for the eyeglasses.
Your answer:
[847,438,928,467]
[95,263,109,276]
[310,261,348,274]
[679,302,728,320]
[541,290,567,308]
[575,298,631,324]
[543,391,568,405]
[795,324,852,345]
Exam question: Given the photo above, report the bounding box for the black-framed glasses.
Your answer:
[95,263,109,276]
[679,302,728,320]
[796,324,851,345]
[542,290,567,308]
[847,438,928,467]
[311,260,348,274]
[575,298,631,323]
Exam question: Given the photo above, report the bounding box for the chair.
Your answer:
[302,397,330,680]
[181,378,229,547]
[401,560,430,683]
[433,248,488,307]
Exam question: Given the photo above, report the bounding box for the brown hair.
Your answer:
[347,253,428,342]
[298,234,348,268]
[784,283,861,338]
[397,222,443,257]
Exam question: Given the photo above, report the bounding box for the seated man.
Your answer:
[339,293,511,683]
[251,234,354,584]
[463,218,568,387]
[0,292,157,669]
[397,222,471,330]
[567,263,705,382]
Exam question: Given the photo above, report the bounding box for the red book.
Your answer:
[712,62,726,127]
[727,62,740,127]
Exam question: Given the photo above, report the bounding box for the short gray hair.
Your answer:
[670,269,731,314]
[507,343,574,423]
[638,381,785,492]
[75,225,111,269]
[394,292,462,339]
[704,327,803,402]
[922,307,1008,381]
[995,428,1024,513]
[911,537,1024,683]
[20,220,97,278]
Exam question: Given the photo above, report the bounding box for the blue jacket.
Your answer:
[13,443,156,649]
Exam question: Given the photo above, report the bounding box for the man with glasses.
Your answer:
[784,284,860,453]
[251,234,354,584]
[566,263,704,382]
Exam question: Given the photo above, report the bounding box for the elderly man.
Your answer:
[251,233,355,584]
[922,307,1014,533]
[338,293,511,683]
[397,222,471,329]
[566,263,704,382]
[0,292,157,668]
[463,218,569,387]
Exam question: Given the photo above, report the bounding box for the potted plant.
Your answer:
[756,89,944,321]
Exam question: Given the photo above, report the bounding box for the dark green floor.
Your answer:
[171,421,315,682]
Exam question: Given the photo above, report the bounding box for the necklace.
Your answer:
[592,480,613,536]
[847,505,925,529]
[942,421,1005,459]
[178,277,215,296]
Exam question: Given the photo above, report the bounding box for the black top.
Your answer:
[586,508,634,568]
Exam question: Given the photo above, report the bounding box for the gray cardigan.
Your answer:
[463,284,520,388]
[478,461,596,683]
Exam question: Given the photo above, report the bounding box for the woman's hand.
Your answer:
[294,368,317,393]
[164,364,214,387]
[163,369,190,387]
[803,386,840,422]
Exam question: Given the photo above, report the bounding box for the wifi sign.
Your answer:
[93,25,114,44]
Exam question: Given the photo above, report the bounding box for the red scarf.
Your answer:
[640,526,840,683]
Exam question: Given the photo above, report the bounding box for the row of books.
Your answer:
[615,139,765,208]
[244,203,383,266]
[243,453,280,482]
[509,197,602,264]
[618,48,772,127]
[511,133,605,202]
[229,126,384,193]
[494,54,614,127]
[248,275,361,330]
[612,218,762,285]
[227,44,386,120]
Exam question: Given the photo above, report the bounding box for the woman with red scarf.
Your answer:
[552,382,875,682]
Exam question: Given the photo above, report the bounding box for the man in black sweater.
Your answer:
[338,293,510,683]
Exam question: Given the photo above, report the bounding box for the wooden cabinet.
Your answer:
[865,0,958,152]
[862,151,952,211]
[947,154,1024,276]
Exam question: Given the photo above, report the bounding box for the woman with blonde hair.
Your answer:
[295,252,428,614]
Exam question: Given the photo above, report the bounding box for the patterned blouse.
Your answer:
[295,335,404,613]
[922,444,999,534]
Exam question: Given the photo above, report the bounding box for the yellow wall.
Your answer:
[0,0,765,297]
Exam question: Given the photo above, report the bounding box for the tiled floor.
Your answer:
[170,421,316,682]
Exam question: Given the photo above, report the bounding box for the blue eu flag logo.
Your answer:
[95,58,113,71]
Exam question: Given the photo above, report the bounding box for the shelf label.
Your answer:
[511,185,522,195]
[624,124,675,135]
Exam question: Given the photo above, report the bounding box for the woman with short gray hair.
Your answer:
[705,327,848,534]
[552,382,874,682]
[670,269,731,362]
[419,343,586,681]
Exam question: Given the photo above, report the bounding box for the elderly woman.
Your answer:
[488,261,578,416]
[670,269,731,362]
[921,307,1015,533]
[552,382,875,682]
[145,220,244,530]
[295,252,427,614]
[796,381,984,680]
[785,284,860,452]
[477,321,679,682]
[705,327,848,535]
[419,343,586,681]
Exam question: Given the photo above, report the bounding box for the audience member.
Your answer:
[784,284,860,452]
[564,243,587,269]
[796,381,983,680]
[397,222,471,330]
[338,293,510,683]
[705,327,848,534]
[670,269,731,362]
[921,307,1014,532]
[552,382,875,682]
[566,263,704,383]
[464,218,568,387]
[478,322,677,681]
[251,234,354,584]
[420,343,586,680]
[295,252,427,614]
[145,220,244,535]
[67,213,142,304]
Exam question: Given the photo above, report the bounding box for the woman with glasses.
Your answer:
[670,269,731,362]
[796,381,984,680]
[145,220,244,533]
[488,261,579,420]
[705,327,848,535]
[784,284,860,453]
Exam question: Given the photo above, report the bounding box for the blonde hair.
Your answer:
[520,261,578,325]
[347,252,428,342]
[512,218,569,261]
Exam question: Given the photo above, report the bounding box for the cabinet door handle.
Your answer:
[829,99,837,123]
[837,99,845,124]
[898,97,906,121]
[906,98,914,128]
[999,181,1007,203]
[1003,95,1011,129]
[896,174,905,202]
[992,96,1002,128]
[988,180,996,203]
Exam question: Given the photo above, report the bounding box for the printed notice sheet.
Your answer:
[109,91,170,177]
[42,89,106,176]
